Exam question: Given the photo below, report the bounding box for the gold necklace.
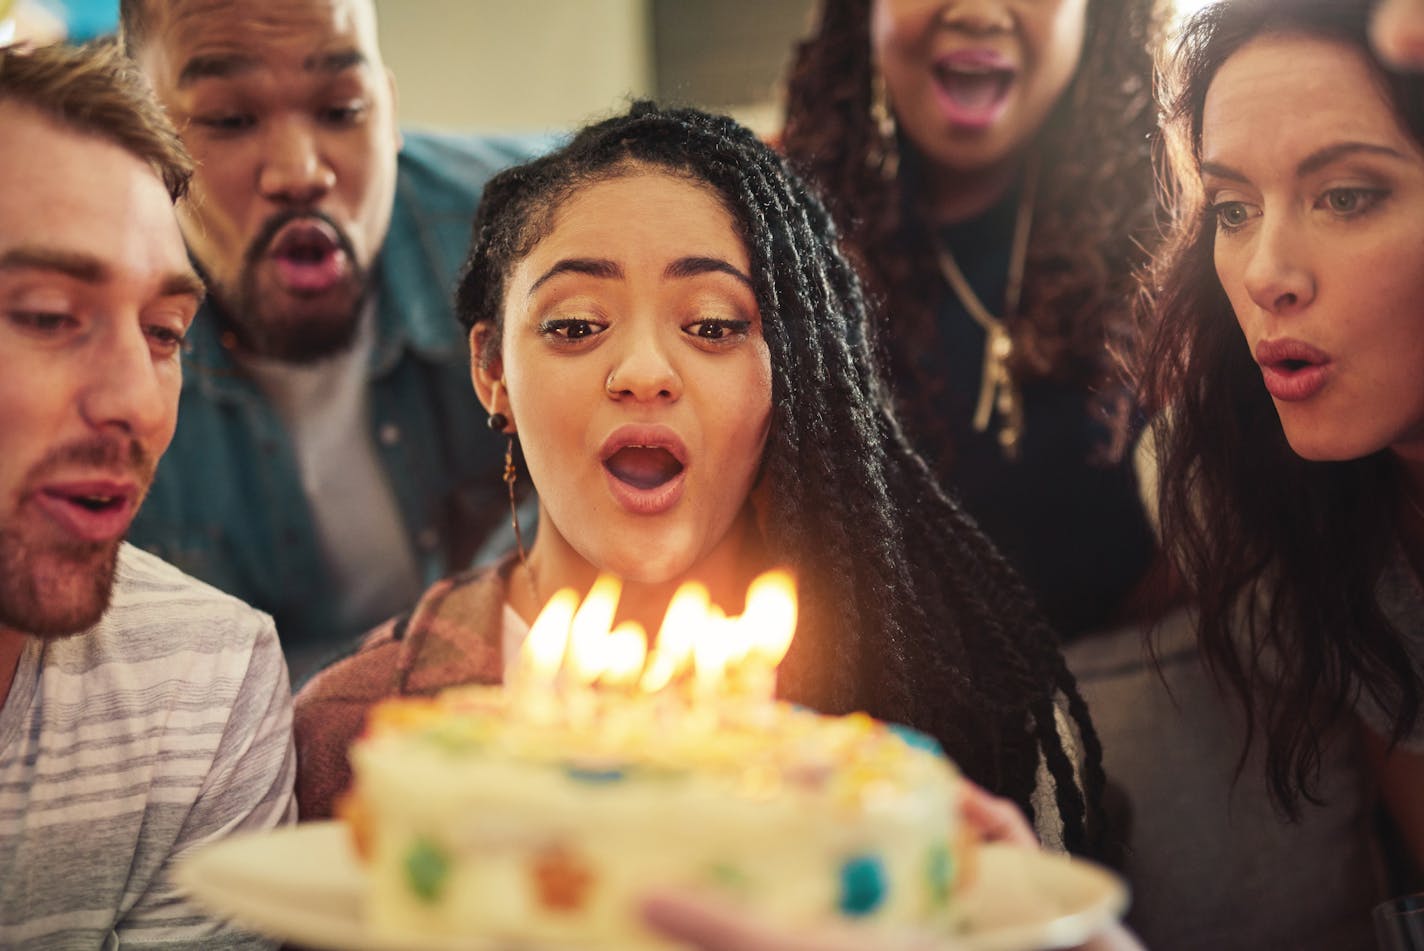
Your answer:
[930,157,1039,459]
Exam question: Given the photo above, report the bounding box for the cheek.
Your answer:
[1028,1,1087,95]
[0,366,62,493]
[870,0,930,73]
[1212,245,1250,329]
[178,163,250,256]
[503,350,589,479]
[347,141,398,262]
[152,372,184,455]
[710,350,773,475]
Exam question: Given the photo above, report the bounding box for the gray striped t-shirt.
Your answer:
[0,544,297,949]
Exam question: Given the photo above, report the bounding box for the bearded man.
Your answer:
[0,41,293,948]
[120,0,545,676]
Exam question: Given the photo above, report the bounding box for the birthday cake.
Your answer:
[344,686,965,949]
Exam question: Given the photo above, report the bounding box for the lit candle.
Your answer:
[737,570,797,705]
[600,621,648,690]
[507,569,799,730]
[512,587,580,722]
[639,581,707,694]
[567,575,622,687]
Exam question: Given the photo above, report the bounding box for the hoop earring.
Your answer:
[867,69,900,182]
[503,435,539,605]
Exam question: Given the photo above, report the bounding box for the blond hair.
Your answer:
[0,40,191,200]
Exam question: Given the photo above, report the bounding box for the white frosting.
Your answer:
[349,686,963,948]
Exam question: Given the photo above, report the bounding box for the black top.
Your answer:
[908,188,1155,639]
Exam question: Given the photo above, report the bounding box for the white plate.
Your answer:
[175,822,1127,951]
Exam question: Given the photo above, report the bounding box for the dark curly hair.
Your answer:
[782,0,1160,467]
[1138,0,1424,818]
[456,101,1108,856]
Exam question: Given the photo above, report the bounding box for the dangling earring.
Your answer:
[502,435,537,602]
[487,379,509,432]
[867,69,900,181]
[488,381,538,603]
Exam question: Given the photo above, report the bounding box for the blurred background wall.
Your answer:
[373,0,817,135]
[8,0,1210,135]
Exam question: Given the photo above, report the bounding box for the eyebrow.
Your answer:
[0,247,207,303]
[1201,141,1410,183]
[527,258,621,295]
[664,256,754,290]
[177,47,367,88]
[527,256,754,296]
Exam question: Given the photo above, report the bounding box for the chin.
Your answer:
[1280,426,1383,464]
[587,536,697,587]
[0,546,116,637]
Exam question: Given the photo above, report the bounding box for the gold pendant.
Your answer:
[972,325,1023,459]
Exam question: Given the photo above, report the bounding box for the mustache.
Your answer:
[26,436,154,485]
[243,207,359,269]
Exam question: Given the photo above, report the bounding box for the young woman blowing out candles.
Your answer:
[293,103,1108,865]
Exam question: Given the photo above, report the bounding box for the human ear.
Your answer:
[470,323,515,434]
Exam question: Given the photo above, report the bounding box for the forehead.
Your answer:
[0,105,191,281]
[535,171,747,263]
[1202,33,1403,161]
[142,0,382,84]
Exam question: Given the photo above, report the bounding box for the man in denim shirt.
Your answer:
[120,0,546,677]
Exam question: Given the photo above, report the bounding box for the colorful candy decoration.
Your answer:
[563,763,627,784]
[926,841,954,908]
[838,854,887,916]
[888,723,944,755]
[705,861,751,892]
[532,845,595,911]
[404,838,450,903]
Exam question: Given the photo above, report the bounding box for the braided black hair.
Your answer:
[456,102,1107,856]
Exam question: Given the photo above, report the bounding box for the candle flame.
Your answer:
[600,621,648,688]
[567,575,622,686]
[741,569,797,667]
[691,604,732,693]
[520,587,579,684]
[639,581,708,692]
[517,570,797,700]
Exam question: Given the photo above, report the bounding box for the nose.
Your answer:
[78,322,170,441]
[258,117,336,206]
[1241,214,1315,315]
[940,0,1013,34]
[604,331,683,403]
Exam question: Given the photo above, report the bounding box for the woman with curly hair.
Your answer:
[294,103,1109,873]
[1139,0,1424,943]
[782,0,1162,641]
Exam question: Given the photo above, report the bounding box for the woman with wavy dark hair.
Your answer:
[295,103,1109,867]
[782,0,1162,640]
[1139,0,1424,941]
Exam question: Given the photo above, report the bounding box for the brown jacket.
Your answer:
[292,564,511,820]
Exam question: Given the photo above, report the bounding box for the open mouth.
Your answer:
[51,490,127,513]
[267,219,349,293]
[603,446,685,490]
[933,64,1014,110]
[33,481,137,543]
